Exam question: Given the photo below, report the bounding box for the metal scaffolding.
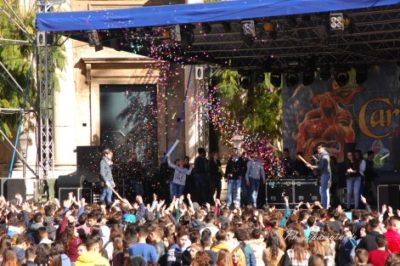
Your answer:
[187,5,400,68]
[36,0,56,179]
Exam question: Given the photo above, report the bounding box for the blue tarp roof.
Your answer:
[36,0,400,33]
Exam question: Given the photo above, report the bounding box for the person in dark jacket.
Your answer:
[306,145,331,208]
[356,218,383,252]
[99,148,115,206]
[225,148,246,208]
[193,148,209,205]
[209,151,223,202]
[364,150,378,204]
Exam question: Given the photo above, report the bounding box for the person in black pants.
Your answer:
[209,151,223,202]
[193,148,209,205]
[364,150,378,205]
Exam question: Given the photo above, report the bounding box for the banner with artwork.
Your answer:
[283,64,400,173]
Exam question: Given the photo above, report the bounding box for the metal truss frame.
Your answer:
[65,5,400,69]
[183,5,400,68]
[36,1,56,179]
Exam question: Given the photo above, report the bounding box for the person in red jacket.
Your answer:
[368,235,391,266]
[384,216,400,253]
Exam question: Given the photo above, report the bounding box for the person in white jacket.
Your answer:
[168,156,192,199]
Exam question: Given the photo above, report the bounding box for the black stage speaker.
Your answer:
[294,180,319,203]
[3,179,26,200]
[378,185,400,212]
[57,174,85,188]
[266,180,294,206]
[77,146,101,183]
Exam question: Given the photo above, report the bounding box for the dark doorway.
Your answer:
[100,84,157,165]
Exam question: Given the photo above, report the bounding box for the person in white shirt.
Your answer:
[168,156,193,199]
[38,227,53,245]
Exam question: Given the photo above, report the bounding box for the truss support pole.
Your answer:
[36,1,55,181]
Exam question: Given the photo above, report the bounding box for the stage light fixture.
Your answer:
[255,72,265,84]
[170,25,182,42]
[356,65,368,84]
[171,25,195,46]
[222,22,232,33]
[87,30,103,51]
[242,20,256,36]
[319,66,331,81]
[241,20,256,44]
[162,29,170,39]
[241,76,252,90]
[263,55,280,72]
[334,69,349,86]
[182,25,195,46]
[303,69,315,86]
[201,23,212,34]
[286,72,299,87]
[263,21,274,32]
[330,12,344,30]
[270,72,282,87]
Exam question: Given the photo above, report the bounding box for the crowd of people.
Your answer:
[0,188,399,266]
[0,145,397,266]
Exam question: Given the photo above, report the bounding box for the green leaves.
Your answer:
[0,0,65,139]
[0,0,33,138]
[213,68,283,144]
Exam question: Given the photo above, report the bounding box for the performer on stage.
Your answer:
[245,150,266,208]
[225,148,246,208]
[100,148,115,206]
[306,145,331,208]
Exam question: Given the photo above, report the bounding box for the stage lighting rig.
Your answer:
[87,30,103,51]
[330,13,344,30]
[263,21,274,32]
[222,22,232,33]
[263,55,280,72]
[329,13,351,31]
[270,72,282,87]
[303,69,315,86]
[319,66,331,81]
[170,24,195,46]
[255,71,265,84]
[201,23,212,34]
[286,72,299,87]
[334,68,349,86]
[356,65,368,84]
[241,20,256,45]
[241,20,256,37]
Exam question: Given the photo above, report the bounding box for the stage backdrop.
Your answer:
[283,64,400,173]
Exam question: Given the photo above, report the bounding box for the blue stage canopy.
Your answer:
[36,0,400,32]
